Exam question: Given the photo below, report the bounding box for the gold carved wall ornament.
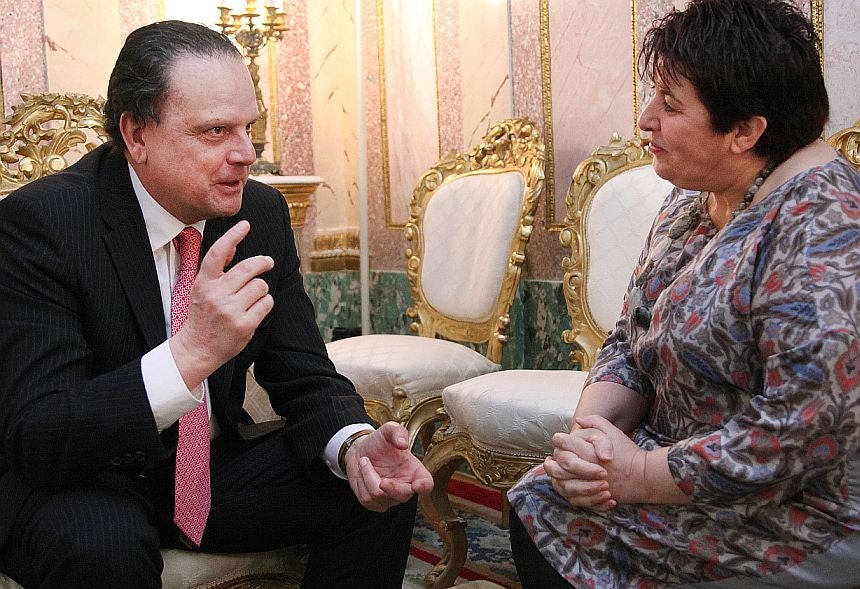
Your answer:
[0,92,108,196]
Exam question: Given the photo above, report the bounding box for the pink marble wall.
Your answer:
[119,0,161,39]
[277,0,314,176]
[0,0,48,117]
[436,0,463,156]
[364,0,404,270]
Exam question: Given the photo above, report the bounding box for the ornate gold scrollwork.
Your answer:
[419,431,542,589]
[827,119,860,171]
[560,133,653,371]
[0,93,108,196]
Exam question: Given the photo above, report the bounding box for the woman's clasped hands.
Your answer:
[543,415,648,511]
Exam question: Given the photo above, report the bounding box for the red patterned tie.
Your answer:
[170,226,210,547]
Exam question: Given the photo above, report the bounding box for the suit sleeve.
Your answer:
[0,190,165,491]
[238,185,370,465]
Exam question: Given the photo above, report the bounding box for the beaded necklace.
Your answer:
[630,162,775,329]
[667,162,775,240]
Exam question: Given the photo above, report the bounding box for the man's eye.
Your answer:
[245,124,253,135]
[210,126,226,135]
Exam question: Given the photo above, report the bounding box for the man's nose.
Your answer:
[229,131,257,166]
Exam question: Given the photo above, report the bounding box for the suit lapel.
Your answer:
[98,147,166,350]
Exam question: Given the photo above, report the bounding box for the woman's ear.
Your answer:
[730,115,768,155]
[119,112,148,164]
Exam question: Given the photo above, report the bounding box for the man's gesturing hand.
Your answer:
[344,422,434,512]
[171,220,274,388]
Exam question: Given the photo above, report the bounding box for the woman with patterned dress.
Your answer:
[507,1,860,587]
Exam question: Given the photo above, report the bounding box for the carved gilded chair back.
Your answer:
[827,118,860,171]
[0,93,108,197]
[404,117,545,364]
[560,134,673,369]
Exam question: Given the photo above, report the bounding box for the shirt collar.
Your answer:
[128,163,206,252]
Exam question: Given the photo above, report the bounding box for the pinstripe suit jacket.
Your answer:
[0,143,368,547]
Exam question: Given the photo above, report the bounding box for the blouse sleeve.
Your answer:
[667,166,860,509]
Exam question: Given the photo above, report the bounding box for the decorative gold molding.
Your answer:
[0,93,108,196]
[261,180,317,227]
[827,118,860,170]
[308,230,360,272]
[561,133,652,369]
[376,0,396,227]
[810,0,825,71]
[538,0,562,230]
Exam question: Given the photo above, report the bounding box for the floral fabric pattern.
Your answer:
[509,157,860,588]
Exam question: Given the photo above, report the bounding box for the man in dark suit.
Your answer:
[0,20,432,588]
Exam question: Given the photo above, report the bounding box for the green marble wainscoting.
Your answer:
[304,270,577,370]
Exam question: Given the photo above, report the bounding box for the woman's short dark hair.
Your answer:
[104,20,242,151]
[639,0,828,164]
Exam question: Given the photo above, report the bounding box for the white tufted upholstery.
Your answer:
[327,334,499,406]
[586,166,672,330]
[443,370,589,456]
[421,172,525,322]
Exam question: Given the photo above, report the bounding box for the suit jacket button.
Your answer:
[122,453,134,464]
[134,450,146,462]
[110,456,122,467]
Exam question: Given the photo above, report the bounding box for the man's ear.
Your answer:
[729,115,767,155]
[119,112,148,164]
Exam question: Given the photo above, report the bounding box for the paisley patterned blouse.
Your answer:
[509,156,860,587]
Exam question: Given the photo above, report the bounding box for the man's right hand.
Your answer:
[170,220,274,389]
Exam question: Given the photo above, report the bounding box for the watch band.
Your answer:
[337,429,374,473]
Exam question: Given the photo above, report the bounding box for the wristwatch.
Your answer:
[337,429,374,473]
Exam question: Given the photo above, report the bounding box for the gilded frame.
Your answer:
[377,0,441,229]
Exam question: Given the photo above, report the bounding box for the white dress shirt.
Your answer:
[129,164,370,478]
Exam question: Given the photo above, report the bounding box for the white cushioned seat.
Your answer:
[443,369,588,457]
[327,334,500,406]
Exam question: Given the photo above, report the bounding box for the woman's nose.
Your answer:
[638,96,658,134]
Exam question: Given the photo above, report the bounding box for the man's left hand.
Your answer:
[344,422,434,512]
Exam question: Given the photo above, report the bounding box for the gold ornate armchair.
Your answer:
[417,134,672,588]
[0,93,304,589]
[326,118,545,450]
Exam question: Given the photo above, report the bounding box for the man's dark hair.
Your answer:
[639,0,828,164]
[104,20,242,150]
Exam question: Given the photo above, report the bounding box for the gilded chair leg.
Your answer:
[419,440,469,589]
[405,397,447,452]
